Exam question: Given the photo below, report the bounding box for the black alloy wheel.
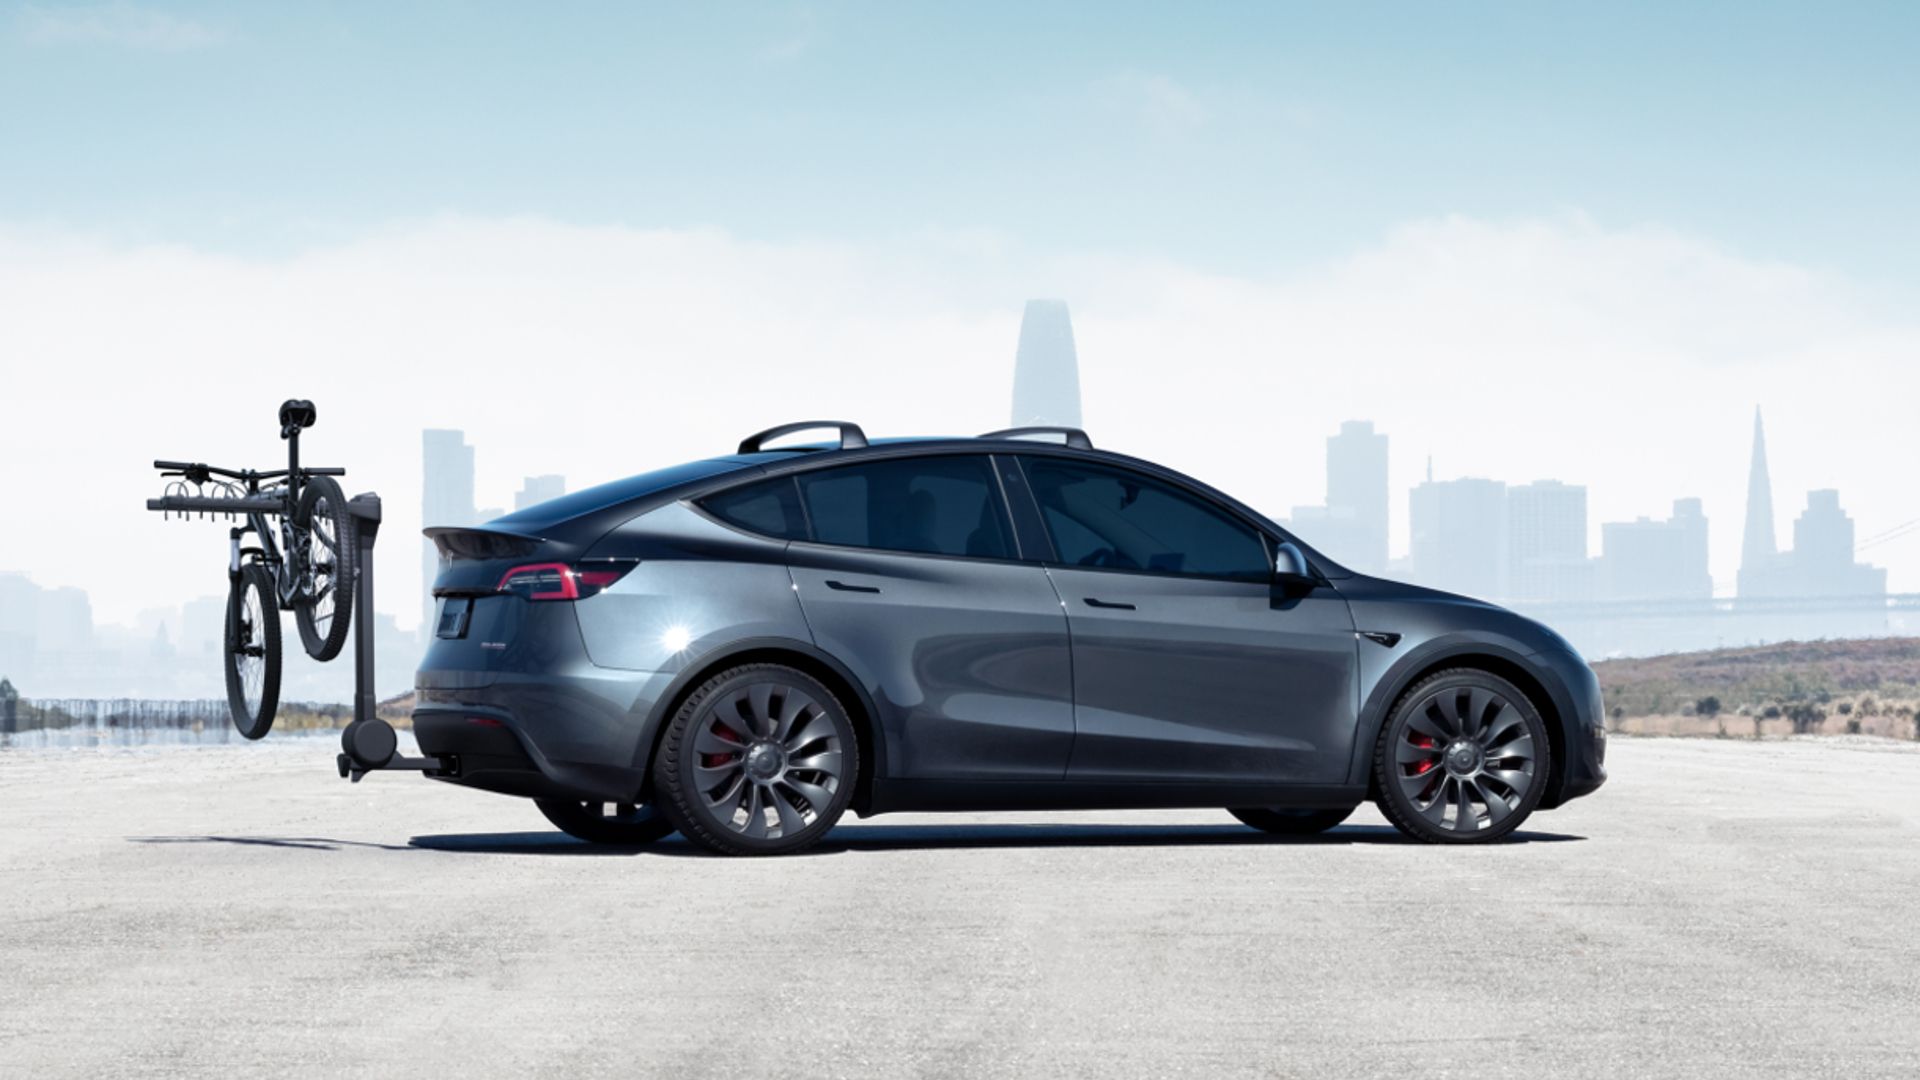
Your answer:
[652,664,858,856]
[535,799,676,845]
[1373,669,1551,844]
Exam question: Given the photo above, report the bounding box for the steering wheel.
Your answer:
[1079,547,1118,568]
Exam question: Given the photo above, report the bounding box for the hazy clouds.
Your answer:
[0,211,1911,629]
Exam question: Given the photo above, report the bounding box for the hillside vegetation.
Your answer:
[1593,637,1920,739]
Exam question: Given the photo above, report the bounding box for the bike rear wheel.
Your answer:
[293,475,356,661]
[224,562,281,739]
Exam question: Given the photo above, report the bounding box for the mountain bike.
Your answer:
[146,400,357,737]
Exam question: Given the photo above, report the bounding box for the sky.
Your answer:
[1,1,1917,630]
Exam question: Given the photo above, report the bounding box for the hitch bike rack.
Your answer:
[145,400,454,784]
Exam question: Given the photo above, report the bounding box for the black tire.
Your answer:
[293,475,356,661]
[1230,806,1356,835]
[1373,668,1552,844]
[535,799,676,845]
[224,563,281,739]
[652,664,858,856]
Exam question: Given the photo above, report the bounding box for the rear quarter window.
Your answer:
[699,477,808,540]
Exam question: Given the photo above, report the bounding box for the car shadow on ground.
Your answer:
[128,834,417,852]
[400,822,1586,857]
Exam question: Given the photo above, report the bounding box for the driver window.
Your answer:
[1021,458,1270,581]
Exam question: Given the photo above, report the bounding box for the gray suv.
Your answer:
[417,422,1606,855]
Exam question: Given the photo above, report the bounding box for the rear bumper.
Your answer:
[414,598,676,803]
[411,709,646,802]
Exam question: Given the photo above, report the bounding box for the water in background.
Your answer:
[0,699,353,749]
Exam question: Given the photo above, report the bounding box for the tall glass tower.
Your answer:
[421,429,476,636]
[1010,299,1083,428]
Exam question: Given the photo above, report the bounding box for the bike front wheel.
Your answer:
[293,475,356,661]
[225,562,282,739]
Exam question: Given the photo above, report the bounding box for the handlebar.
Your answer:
[151,461,345,479]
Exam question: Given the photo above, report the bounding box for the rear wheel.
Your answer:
[1373,669,1551,844]
[535,799,675,845]
[293,475,356,661]
[652,664,858,856]
[1230,806,1355,835]
[223,563,281,739]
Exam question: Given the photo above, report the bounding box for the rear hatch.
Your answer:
[420,525,632,687]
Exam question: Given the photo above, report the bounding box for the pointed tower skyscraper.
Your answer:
[1739,407,1776,593]
[1010,299,1083,428]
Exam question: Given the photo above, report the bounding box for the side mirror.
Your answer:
[1273,540,1317,595]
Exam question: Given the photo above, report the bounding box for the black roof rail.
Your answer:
[977,426,1093,450]
[738,420,869,454]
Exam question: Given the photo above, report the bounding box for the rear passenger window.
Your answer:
[700,477,808,540]
[797,457,1013,559]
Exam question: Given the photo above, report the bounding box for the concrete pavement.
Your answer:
[2,736,1917,1079]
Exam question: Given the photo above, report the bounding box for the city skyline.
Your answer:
[0,348,1909,696]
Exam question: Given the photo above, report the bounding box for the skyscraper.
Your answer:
[1409,477,1508,600]
[1507,480,1590,602]
[1009,299,1082,428]
[1325,421,1388,573]
[1784,490,1886,597]
[422,429,476,634]
[515,474,566,511]
[1600,499,1712,602]
[1739,406,1776,588]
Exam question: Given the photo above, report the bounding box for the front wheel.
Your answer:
[1372,669,1552,844]
[652,664,858,856]
[293,475,356,662]
[535,799,676,845]
[224,563,281,739]
[1229,806,1355,835]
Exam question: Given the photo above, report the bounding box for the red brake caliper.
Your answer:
[1410,734,1436,775]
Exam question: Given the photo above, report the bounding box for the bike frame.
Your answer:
[155,422,346,605]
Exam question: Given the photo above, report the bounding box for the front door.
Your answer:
[1018,456,1359,784]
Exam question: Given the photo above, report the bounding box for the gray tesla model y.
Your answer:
[416,422,1606,855]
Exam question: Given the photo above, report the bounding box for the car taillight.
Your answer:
[496,560,636,601]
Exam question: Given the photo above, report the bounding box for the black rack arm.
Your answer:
[737,420,869,454]
[333,493,455,782]
[977,426,1094,450]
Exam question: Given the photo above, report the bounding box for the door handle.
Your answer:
[824,579,881,594]
[1083,597,1135,610]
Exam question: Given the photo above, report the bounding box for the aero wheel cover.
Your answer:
[1395,684,1538,834]
[690,683,846,841]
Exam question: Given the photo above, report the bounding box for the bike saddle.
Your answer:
[278,399,317,438]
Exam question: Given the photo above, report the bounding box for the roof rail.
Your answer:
[977,426,1093,450]
[738,420,869,454]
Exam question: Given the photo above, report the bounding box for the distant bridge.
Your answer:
[1508,593,1920,621]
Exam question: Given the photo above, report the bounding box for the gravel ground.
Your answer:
[2,735,1917,1079]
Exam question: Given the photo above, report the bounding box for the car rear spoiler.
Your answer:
[424,525,545,561]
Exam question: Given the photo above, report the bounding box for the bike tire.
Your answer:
[224,562,282,739]
[293,475,356,662]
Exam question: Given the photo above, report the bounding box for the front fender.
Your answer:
[1345,632,1584,793]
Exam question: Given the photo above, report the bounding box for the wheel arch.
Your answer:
[1357,646,1571,810]
[632,636,887,814]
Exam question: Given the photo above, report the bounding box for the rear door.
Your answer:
[781,454,1075,781]
[1017,455,1359,784]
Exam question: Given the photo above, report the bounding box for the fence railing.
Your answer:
[0,698,355,741]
